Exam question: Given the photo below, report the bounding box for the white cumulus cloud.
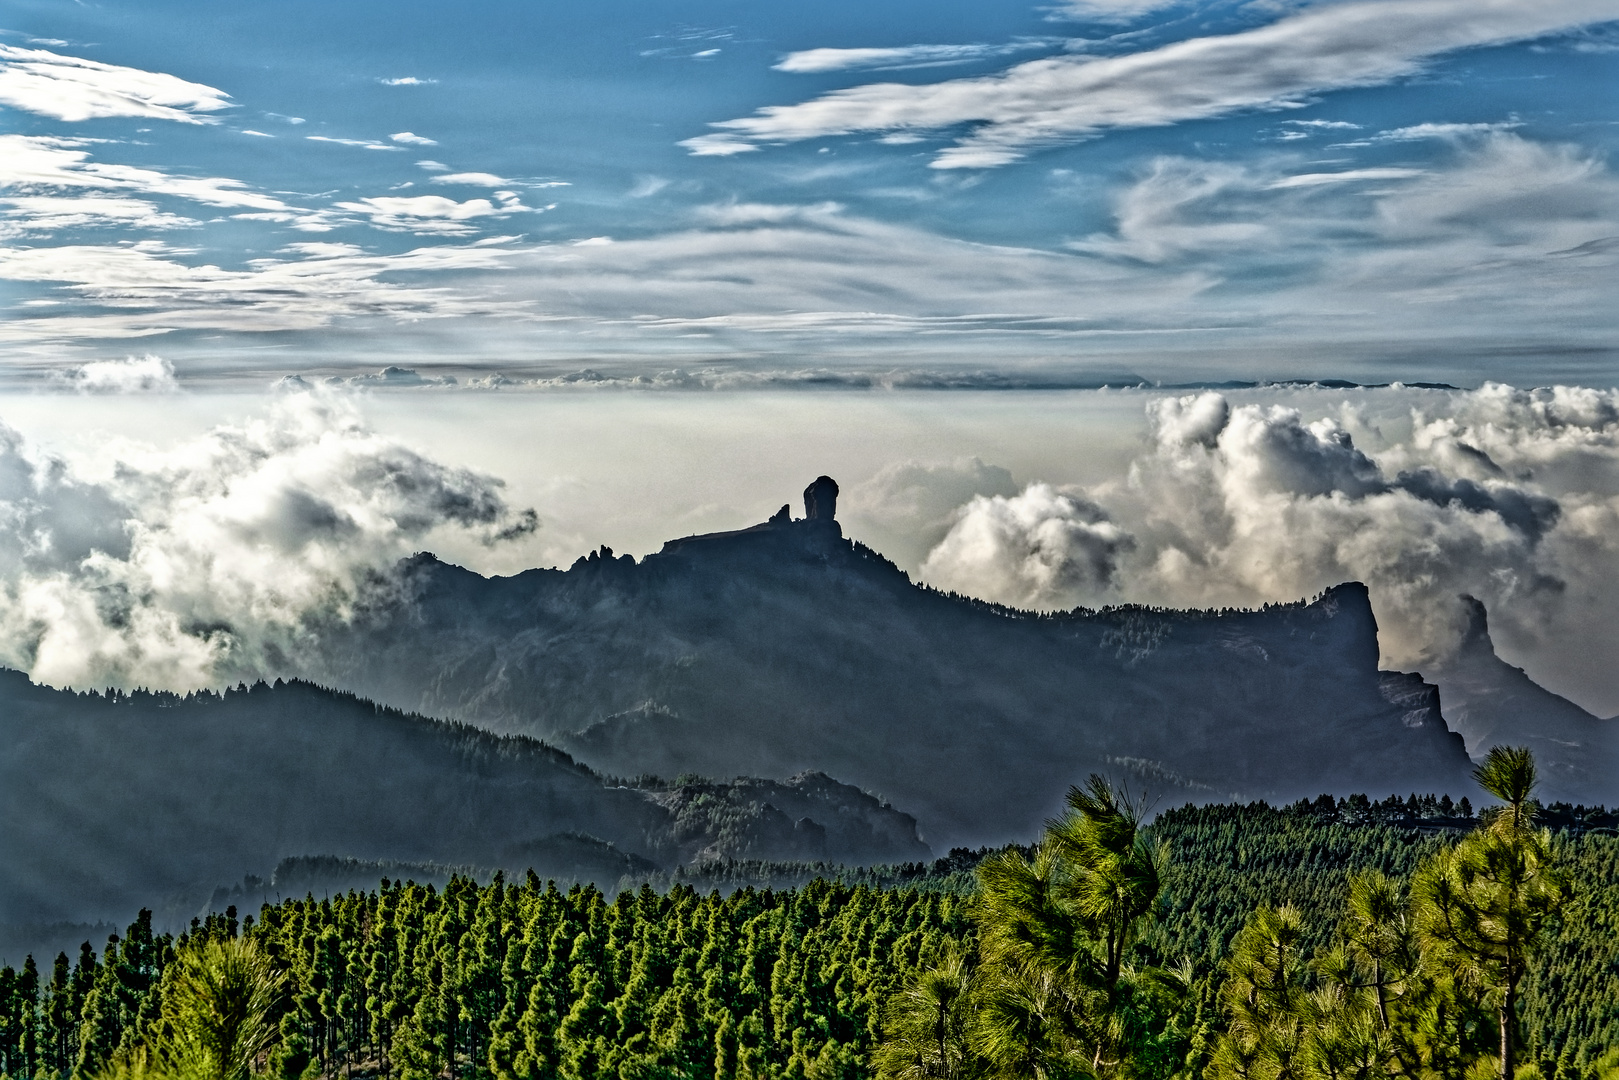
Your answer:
[0,389,537,691]
[917,384,1619,712]
[921,483,1134,608]
[55,354,181,394]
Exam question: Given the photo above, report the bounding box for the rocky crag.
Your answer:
[1428,596,1619,805]
[308,477,1478,850]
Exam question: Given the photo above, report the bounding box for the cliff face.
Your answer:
[308,498,1476,849]
[0,671,927,948]
[1428,596,1619,804]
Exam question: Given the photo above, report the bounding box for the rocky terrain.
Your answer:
[307,477,1480,849]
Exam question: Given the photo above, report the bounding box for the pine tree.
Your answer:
[1413,747,1571,1080]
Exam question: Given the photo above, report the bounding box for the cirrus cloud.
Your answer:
[688,0,1619,167]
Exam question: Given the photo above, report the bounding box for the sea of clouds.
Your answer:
[1,373,1617,714]
[911,383,1619,712]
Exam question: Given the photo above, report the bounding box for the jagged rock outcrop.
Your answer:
[305,480,1477,848]
[803,475,839,522]
[1428,596,1619,803]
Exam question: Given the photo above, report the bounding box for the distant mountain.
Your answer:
[305,477,1477,850]
[1427,596,1619,805]
[0,671,927,955]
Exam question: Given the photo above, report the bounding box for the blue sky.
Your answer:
[1,0,1617,385]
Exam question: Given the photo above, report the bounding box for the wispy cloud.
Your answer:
[687,0,1618,168]
[0,44,232,123]
[306,135,406,151]
[1,134,1613,371]
[1376,121,1523,142]
[0,237,530,341]
[0,193,199,239]
[328,192,540,234]
[430,172,510,186]
[774,40,1059,74]
[1045,0,1186,20]
[0,135,295,213]
[389,131,438,146]
[379,76,437,86]
[1268,167,1427,189]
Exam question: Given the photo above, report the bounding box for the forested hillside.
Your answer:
[3,794,1613,1080]
[0,670,926,952]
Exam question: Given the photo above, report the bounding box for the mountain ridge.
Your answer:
[301,479,1480,848]
[0,670,928,956]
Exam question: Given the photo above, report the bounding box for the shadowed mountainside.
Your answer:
[1429,595,1619,804]
[306,480,1478,849]
[0,671,927,950]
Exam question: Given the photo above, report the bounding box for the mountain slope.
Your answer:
[1428,596,1619,804]
[305,483,1476,848]
[0,671,927,943]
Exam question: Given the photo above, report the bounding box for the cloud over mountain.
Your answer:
[918,384,1619,710]
[0,386,536,691]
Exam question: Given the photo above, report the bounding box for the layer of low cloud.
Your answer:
[917,383,1619,711]
[689,0,1617,167]
[0,44,232,123]
[0,386,537,691]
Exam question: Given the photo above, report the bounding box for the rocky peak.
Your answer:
[803,475,839,521]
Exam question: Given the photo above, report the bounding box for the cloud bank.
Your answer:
[689,0,1618,166]
[0,387,537,691]
[918,384,1619,710]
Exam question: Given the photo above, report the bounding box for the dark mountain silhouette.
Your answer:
[0,670,927,955]
[305,477,1478,850]
[1427,596,1619,804]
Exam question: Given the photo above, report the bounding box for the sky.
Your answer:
[0,0,1616,384]
[2,1,1619,720]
